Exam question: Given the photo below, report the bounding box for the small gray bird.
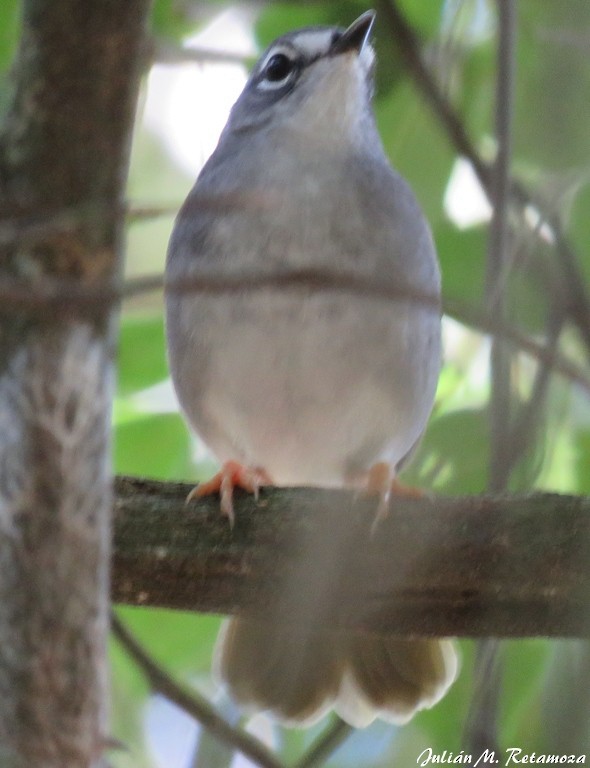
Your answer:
[166,10,457,727]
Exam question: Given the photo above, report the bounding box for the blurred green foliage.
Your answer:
[2,0,587,765]
[0,0,19,71]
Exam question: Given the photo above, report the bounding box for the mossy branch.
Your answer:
[114,476,590,638]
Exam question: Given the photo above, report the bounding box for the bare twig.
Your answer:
[152,38,251,66]
[506,311,564,471]
[294,719,353,768]
[127,204,181,222]
[0,201,180,245]
[0,268,587,393]
[466,1,518,752]
[486,0,517,492]
[111,614,283,768]
[443,296,589,395]
[464,639,504,754]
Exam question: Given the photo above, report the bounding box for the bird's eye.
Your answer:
[258,52,297,90]
[265,53,293,81]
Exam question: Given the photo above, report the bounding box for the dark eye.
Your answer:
[265,53,293,81]
[258,52,297,90]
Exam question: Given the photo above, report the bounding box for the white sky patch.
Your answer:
[145,695,199,768]
[143,8,255,177]
[444,156,492,228]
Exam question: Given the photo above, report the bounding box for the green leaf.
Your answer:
[0,0,19,72]
[438,219,553,335]
[114,413,193,480]
[377,80,455,224]
[502,640,553,748]
[570,182,590,285]
[394,0,445,37]
[150,0,196,42]
[117,313,168,398]
[407,408,489,493]
[437,222,487,303]
[514,0,590,169]
[459,43,495,142]
[115,606,222,674]
[255,2,334,48]
[256,0,445,50]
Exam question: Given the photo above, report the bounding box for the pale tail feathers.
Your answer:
[214,618,458,728]
[214,618,345,726]
[338,635,459,727]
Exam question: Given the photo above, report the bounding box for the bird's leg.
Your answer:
[186,460,272,527]
[365,462,425,534]
[365,461,393,533]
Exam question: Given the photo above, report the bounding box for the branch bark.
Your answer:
[113,476,590,639]
[0,2,149,766]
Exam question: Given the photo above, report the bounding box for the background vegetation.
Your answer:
[3,0,590,766]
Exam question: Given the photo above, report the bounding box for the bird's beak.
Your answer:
[330,10,376,56]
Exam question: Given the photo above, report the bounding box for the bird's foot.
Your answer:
[366,462,425,534]
[186,460,272,527]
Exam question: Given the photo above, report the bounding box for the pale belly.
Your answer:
[169,292,440,486]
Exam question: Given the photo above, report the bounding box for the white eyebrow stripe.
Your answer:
[289,30,334,57]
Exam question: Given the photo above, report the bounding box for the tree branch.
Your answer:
[113,476,590,638]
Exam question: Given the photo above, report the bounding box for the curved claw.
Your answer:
[186,460,272,527]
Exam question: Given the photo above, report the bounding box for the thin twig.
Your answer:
[153,38,251,66]
[467,0,517,752]
[127,204,181,222]
[486,0,517,493]
[0,268,587,393]
[0,200,181,244]
[464,639,504,754]
[552,217,590,362]
[294,719,353,768]
[442,296,589,394]
[111,614,283,768]
[507,311,564,471]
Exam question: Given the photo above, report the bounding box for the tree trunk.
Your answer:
[0,1,149,765]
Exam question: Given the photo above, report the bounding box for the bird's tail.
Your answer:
[214,617,458,727]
